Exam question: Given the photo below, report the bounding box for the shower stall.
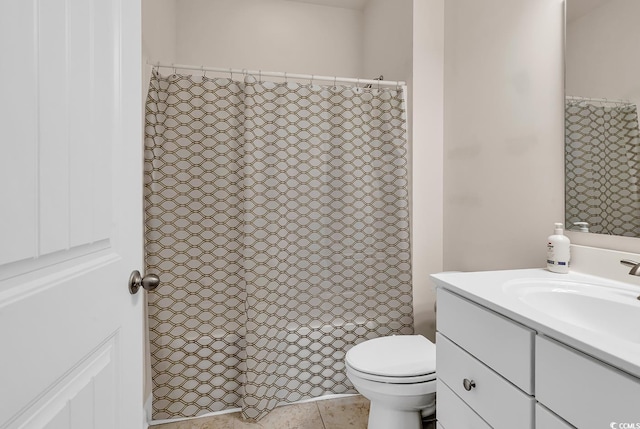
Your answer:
[145,65,412,421]
[141,0,419,423]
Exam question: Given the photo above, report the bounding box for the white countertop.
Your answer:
[431,268,640,379]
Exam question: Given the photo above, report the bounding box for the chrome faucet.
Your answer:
[620,259,640,276]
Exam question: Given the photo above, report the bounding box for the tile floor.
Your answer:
[152,395,437,429]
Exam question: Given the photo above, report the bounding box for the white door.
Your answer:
[0,0,144,428]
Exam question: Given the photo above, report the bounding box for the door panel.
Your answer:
[39,0,71,255]
[0,0,143,427]
[11,337,117,429]
[0,1,38,266]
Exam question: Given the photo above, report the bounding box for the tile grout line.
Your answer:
[315,402,327,429]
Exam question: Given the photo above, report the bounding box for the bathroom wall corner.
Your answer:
[411,0,445,341]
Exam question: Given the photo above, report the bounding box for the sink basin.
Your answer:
[503,278,640,344]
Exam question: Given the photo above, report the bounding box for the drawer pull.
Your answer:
[463,378,476,391]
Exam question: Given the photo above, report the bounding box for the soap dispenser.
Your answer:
[547,223,570,274]
[573,222,589,233]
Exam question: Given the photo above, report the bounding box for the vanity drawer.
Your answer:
[436,379,492,429]
[536,335,640,429]
[437,332,534,429]
[536,404,575,429]
[437,289,535,393]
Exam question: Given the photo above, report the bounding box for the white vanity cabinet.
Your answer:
[436,288,535,429]
[436,287,640,429]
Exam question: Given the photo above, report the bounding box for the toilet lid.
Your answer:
[345,335,436,377]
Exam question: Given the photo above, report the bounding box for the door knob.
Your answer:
[463,378,476,391]
[128,270,160,294]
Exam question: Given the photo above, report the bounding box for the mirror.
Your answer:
[565,0,640,237]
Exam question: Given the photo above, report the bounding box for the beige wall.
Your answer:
[142,0,177,102]
[174,0,363,77]
[411,0,444,340]
[362,0,413,82]
[142,0,177,64]
[443,0,565,272]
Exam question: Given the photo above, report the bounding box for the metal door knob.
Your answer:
[463,378,476,391]
[128,270,160,294]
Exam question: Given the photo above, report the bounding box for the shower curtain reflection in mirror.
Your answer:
[565,97,640,237]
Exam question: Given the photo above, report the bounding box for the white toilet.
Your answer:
[345,335,436,429]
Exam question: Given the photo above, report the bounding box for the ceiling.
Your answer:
[283,0,368,11]
[284,0,614,19]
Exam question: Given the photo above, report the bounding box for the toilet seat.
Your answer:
[345,335,436,384]
[346,364,436,384]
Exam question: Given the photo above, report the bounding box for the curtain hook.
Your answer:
[334,76,337,89]
[310,74,314,87]
[229,68,233,81]
[259,70,262,83]
[284,72,288,83]
[172,63,176,75]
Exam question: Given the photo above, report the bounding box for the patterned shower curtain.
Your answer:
[144,70,413,421]
[565,100,640,236]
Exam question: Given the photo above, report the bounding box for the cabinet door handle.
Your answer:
[463,378,476,391]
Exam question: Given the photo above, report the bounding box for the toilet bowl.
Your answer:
[345,335,436,429]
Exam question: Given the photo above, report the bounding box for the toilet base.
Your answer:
[367,403,423,429]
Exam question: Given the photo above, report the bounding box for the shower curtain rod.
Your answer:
[149,61,406,87]
[566,95,634,106]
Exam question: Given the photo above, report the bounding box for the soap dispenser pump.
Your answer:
[547,223,570,274]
